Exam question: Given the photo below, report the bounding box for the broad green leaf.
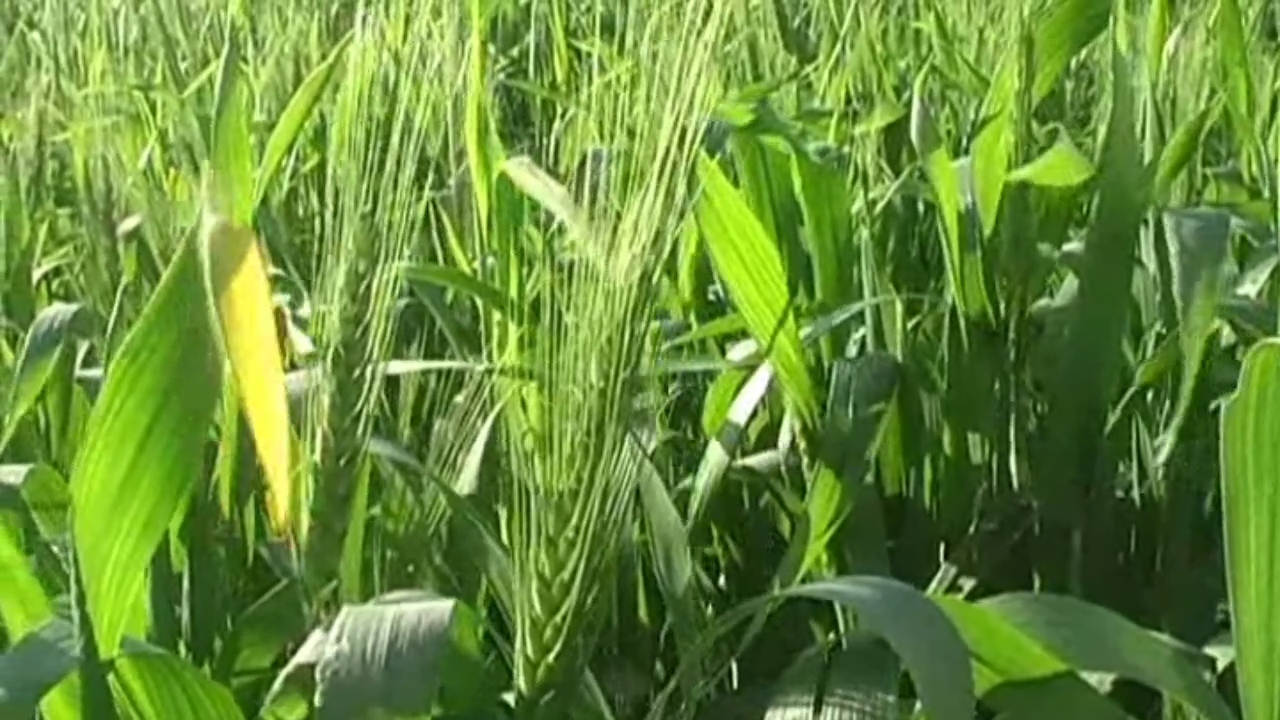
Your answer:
[255,33,352,209]
[776,577,974,720]
[0,618,79,720]
[203,215,292,538]
[694,152,817,427]
[70,237,222,657]
[1007,135,1096,187]
[314,591,469,719]
[1221,339,1280,720]
[979,593,1233,720]
[1157,207,1232,464]
[1,302,95,451]
[110,649,245,720]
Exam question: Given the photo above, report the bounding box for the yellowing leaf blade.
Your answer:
[203,215,292,539]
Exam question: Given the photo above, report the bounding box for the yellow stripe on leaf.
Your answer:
[202,213,293,538]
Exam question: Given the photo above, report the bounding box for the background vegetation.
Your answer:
[1,0,1279,717]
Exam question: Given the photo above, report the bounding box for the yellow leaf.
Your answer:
[203,213,293,538]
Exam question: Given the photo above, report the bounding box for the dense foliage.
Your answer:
[1,0,1279,718]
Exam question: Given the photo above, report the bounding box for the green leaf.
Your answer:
[1007,134,1096,187]
[1221,339,1280,720]
[777,577,974,720]
[1154,102,1217,201]
[978,593,1233,720]
[1215,0,1255,151]
[209,34,255,226]
[69,238,222,657]
[970,110,1015,238]
[694,152,817,427]
[0,618,79,720]
[254,32,352,209]
[110,648,245,720]
[1,302,95,451]
[1157,207,1232,464]
[401,262,514,318]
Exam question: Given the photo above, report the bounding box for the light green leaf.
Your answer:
[402,262,514,317]
[1007,134,1096,187]
[209,34,255,226]
[1221,339,1280,720]
[694,152,817,427]
[70,237,222,657]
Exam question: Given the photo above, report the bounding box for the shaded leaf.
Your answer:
[0,618,79,720]
[1,302,95,450]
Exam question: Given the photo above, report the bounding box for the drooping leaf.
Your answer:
[70,237,222,657]
[694,152,817,427]
[1220,339,1280,720]
[774,577,974,720]
[978,593,1233,720]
